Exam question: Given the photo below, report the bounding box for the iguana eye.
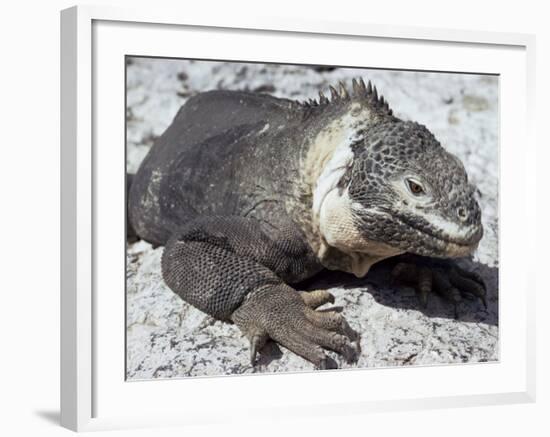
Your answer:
[406,179,425,195]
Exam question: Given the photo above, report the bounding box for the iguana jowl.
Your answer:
[128,78,485,369]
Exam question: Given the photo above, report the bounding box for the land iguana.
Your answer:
[128,78,486,369]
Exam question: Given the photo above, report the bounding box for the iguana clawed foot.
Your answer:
[391,260,487,317]
[231,287,360,369]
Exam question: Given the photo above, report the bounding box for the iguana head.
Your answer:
[345,120,483,257]
[312,79,483,276]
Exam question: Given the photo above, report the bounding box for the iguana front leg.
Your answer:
[391,257,487,317]
[161,216,360,368]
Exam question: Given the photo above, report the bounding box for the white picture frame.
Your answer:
[60,5,536,432]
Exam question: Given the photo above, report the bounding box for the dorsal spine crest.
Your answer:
[298,78,393,116]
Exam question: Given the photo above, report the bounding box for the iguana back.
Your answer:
[129,90,308,245]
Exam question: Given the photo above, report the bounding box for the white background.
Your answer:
[0,0,547,436]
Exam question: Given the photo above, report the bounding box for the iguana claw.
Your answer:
[249,333,268,365]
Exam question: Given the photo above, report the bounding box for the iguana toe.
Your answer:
[278,330,331,368]
[304,308,360,344]
[301,323,359,364]
[300,289,335,309]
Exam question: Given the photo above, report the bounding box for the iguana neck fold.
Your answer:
[289,92,396,276]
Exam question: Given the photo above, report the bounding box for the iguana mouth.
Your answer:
[395,213,482,256]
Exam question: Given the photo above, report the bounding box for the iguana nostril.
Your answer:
[457,207,467,221]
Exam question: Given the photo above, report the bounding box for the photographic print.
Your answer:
[125,57,498,380]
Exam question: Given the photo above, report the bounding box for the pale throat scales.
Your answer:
[305,103,403,278]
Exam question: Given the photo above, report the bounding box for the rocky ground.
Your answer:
[126,57,499,380]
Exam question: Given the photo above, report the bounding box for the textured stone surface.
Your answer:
[126,58,499,380]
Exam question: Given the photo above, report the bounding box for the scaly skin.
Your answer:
[128,78,485,368]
